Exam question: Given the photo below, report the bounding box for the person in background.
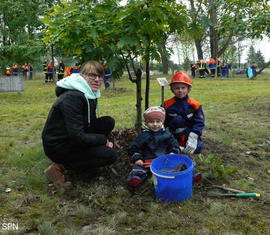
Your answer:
[104,67,112,89]
[190,63,197,78]
[43,61,48,83]
[12,64,19,76]
[246,62,257,79]
[197,59,207,78]
[127,106,180,188]
[251,62,257,78]
[57,60,65,81]
[100,60,112,89]
[70,63,80,74]
[164,71,205,155]
[21,63,28,78]
[227,63,232,77]
[47,62,55,82]
[216,57,222,77]
[220,62,228,79]
[208,58,216,78]
[28,64,33,79]
[65,67,71,77]
[5,65,12,76]
[42,61,117,188]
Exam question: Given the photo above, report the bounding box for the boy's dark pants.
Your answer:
[48,116,117,171]
[210,69,215,77]
[198,69,205,78]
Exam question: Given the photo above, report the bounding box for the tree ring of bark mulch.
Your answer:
[67,128,240,193]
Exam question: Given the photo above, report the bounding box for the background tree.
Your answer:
[187,0,249,60]
[246,45,257,64]
[0,0,57,69]
[239,0,270,38]
[182,57,191,72]
[246,45,265,68]
[255,50,266,68]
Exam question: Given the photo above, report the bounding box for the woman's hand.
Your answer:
[134,160,144,166]
[106,140,113,148]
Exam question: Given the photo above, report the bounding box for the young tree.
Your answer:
[43,0,187,132]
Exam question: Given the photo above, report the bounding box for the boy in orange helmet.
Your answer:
[163,71,205,154]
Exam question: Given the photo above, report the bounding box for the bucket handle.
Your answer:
[150,167,175,179]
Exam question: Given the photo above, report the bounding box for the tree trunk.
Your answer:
[144,45,150,111]
[159,42,169,74]
[195,39,203,60]
[209,0,218,58]
[217,32,233,57]
[135,68,142,134]
[189,0,204,60]
[2,12,7,58]
[113,78,115,89]
[145,57,150,110]
[51,45,54,65]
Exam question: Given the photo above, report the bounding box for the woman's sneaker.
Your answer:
[44,163,72,189]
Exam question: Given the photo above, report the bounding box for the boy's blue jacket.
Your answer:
[164,95,205,137]
[128,128,180,163]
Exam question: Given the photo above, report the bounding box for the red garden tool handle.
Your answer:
[130,159,153,168]
[143,159,152,168]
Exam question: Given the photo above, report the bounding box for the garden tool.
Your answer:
[212,184,245,193]
[142,159,152,168]
[130,159,152,168]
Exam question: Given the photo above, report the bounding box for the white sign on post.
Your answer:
[156,77,169,87]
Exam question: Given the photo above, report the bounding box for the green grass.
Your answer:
[0,71,270,234]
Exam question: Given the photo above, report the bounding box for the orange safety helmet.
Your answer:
[170,71,192,87]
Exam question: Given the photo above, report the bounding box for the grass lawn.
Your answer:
[0,71,270,234]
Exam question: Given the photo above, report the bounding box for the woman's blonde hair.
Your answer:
[80,60,104,77]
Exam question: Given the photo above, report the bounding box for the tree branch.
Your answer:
[120,50,136,83]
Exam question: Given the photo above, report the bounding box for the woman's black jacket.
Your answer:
[42,87,107,157]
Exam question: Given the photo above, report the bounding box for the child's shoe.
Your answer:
[44,163,72,189]
[127,175,143,188]
[126,165,148,189]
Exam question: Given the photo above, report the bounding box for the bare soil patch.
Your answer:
[67,128,240,191]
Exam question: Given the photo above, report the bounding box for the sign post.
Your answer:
[156,77,169,105]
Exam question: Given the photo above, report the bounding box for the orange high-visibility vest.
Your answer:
[209,58,216,64]
[6,70,12,75]
[65,67,71,76]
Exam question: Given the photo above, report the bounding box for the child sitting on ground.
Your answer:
[127,106,180,188]
[164,71,205,154]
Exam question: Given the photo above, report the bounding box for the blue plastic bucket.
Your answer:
[150,154,194,202]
